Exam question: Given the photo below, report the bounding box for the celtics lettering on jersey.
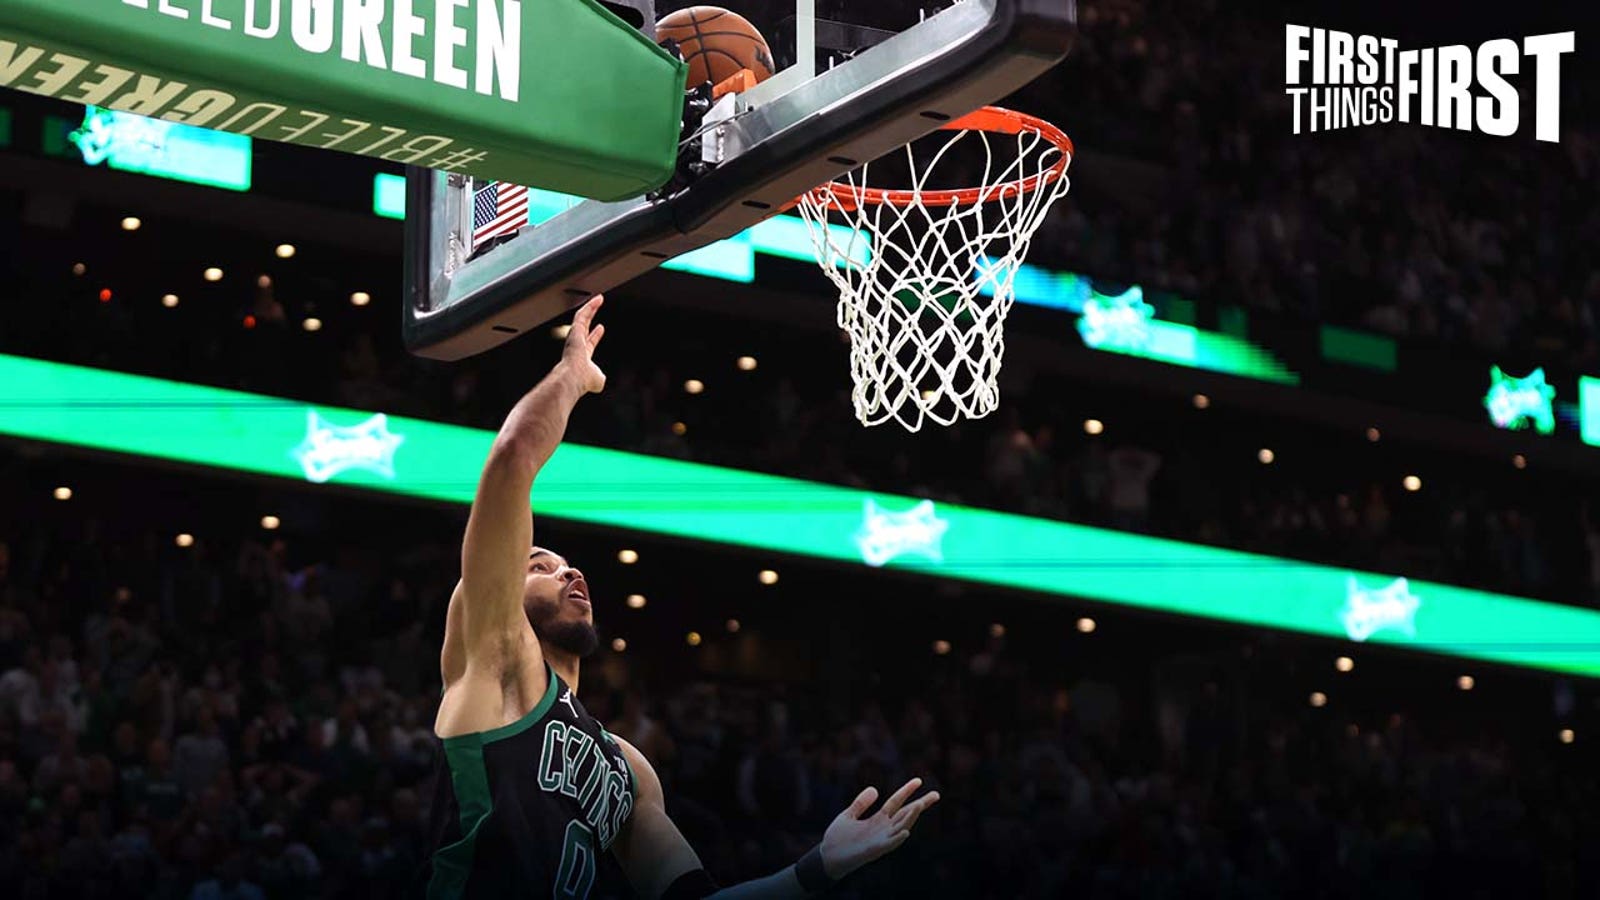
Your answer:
[538,691,634,851]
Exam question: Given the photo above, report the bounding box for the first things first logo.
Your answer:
[1285,25,1574,141]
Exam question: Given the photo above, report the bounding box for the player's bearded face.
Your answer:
[524,552,599,657]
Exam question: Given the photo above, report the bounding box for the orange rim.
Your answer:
[801,106,1073,213]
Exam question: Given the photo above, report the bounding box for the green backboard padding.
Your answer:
[0,0,687,200]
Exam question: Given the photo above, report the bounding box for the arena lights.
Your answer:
[257,275,273,289]
[684,379,705,395]
[1192,394,1210,410]
[1083,419,1104,435]
[174,533,195,548]
[121,217,141,232]
[161,294,180,308]
[98,289,113,303]
[53,486,72,501]
[932,640,951,655]
[626,594,646,609]
[1403,475,1422,492]
[8,354,1600,679]
[611,638,627,652]
[725,619,741,633]
[1258,448,1276,465]
[1076,618,1097,634]
[1309,691,1328,708]
[1366,427,1381,442]
[686,631,702,647]
[672,422,688,436]
[1513,454,1528,469]
[203,267,223,282]
[989,623,1006,638]
[260,515,281,530]
[71,263,86,276]
[737,356,758,371]
[758,570,779,585]
[551,324,571,339]
[1559,729,1575,744]
[350,292,372,307]
[302,318,323,333]
[1335,656,1354,673]
[275,244,297,259]
[617,549,638,564]
[1457,675,1475,691]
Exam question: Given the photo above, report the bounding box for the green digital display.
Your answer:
[374,173,407,221]
[1321,325,1399,372]
[0,354,1596,678]
[1485,366,1556,434]
[1075,286,1301,384]
[1582,377,1600,449]
[70,106,252,192]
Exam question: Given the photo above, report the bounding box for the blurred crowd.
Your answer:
[0,485,1594,899]
[1040,0,1600,370]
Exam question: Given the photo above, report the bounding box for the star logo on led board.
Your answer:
[291,411,405,484]
[1077,287,1156,351]
[855,499,949,568]
[1342,576,1421,642]
[1484,366,1556,434]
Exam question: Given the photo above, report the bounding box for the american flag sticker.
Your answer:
[471,180,530,248]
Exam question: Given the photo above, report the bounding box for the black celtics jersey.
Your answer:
[425,662,638,899]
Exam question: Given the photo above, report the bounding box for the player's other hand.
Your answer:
[819,777,940,879]
[562,294,607,394]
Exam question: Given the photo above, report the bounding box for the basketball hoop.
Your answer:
[795,106,1074,431]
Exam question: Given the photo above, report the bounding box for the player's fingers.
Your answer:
[893,792,939,831]
[589,324,606,349]
[574,294,604,330]
[845,786,878,818]
[883,829,911,852]
[878,777,922,818]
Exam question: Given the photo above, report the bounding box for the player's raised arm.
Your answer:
[610,737,939,900]
[454,296,608,661]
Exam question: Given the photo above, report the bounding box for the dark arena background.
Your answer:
[2,0,1599,897]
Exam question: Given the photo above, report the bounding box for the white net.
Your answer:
[796,114,1073,431]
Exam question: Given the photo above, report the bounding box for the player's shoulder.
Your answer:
[607,732,665,803]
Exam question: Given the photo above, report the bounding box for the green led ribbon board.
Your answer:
[1075,287,1300,384]
[1581,376,1600,448]
[71,105,252,191]
[1,352,1595,678]
[1485,366,1556,434]
[373,172,406,220]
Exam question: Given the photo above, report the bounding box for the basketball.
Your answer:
[656,6,776,89]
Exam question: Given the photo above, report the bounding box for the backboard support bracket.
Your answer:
[404,0,1077,361]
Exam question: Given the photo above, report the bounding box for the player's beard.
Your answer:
[530,606,600,658]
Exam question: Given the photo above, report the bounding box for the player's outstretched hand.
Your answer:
[818,777,940,879]
[562,294,607,394]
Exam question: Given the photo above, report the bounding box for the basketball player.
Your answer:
[426,295,940,899]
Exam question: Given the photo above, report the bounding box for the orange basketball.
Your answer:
[656,6,776,89]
